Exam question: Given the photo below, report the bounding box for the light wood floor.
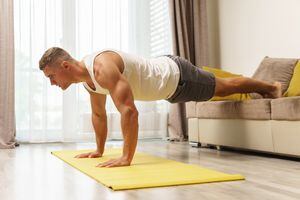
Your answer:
[0,140,300,200]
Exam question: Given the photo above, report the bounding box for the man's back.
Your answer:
[82,49,180,101]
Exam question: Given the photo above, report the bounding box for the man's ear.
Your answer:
[61,61,71,69]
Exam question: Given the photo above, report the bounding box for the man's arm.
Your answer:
[75,91,108,158]
[90,92,108,154]
[94,55,139,167]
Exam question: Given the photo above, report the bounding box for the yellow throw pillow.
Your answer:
[284,61,300,97]
[210,93,251,101]
[202,66,242,78]
[202,66,252,101]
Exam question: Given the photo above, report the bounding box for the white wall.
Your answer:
[207,0,300,76]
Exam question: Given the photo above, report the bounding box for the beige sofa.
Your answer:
[186,57,300,157]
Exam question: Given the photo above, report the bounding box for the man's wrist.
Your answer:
[96,148,104,155]
[121,153,133,163]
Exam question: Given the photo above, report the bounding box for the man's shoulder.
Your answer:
[94,51,124,74]
[94,51,120,64]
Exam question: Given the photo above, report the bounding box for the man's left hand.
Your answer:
[97,156,131,168]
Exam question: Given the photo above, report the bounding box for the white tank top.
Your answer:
[82,49,180,101]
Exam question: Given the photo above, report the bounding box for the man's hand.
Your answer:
[97,156,131,168]
[74,151,102,158]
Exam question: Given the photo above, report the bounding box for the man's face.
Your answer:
[43,62,72,90]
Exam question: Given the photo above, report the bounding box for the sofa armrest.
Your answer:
[185,101,197,118]
[271,96,300,120]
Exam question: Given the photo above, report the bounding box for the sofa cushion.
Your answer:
[251,57,298,98]
[271,97,300,120]
[196,99,271,120]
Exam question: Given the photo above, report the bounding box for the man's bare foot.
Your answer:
[269,81,282,98]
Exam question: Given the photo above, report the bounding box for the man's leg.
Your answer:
[214,77,282,98]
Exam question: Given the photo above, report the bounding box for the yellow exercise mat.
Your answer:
[51,149,245,190]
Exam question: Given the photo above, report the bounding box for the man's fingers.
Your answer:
[88,153,95,158]
[105,160,119,167]
[75,151,101,158]
[97,159,116,167]
[97,160,113,167]
[96,157,131,168]
[104,161,128,168]
[74,153,89,158]
[89,153,100,158]
[105,162,118,168]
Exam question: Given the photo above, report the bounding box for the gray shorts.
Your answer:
[166,55,216,103]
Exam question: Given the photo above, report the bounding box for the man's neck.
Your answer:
[74,61,92,83]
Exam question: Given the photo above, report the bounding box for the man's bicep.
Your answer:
[109,77,136,113]
[94,59,136,112]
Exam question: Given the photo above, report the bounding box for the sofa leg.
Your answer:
[201,143,209,148]
[189,142,201,148]
[216,145,222,151]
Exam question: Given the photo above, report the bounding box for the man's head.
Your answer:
[39,47,77,90]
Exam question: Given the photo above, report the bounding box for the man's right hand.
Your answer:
[74,151,102,158]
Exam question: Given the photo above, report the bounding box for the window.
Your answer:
[14,0,173,142]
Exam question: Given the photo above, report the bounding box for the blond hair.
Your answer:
[39,47,74,70]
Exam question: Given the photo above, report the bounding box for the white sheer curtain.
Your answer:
[14,0,173,143]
